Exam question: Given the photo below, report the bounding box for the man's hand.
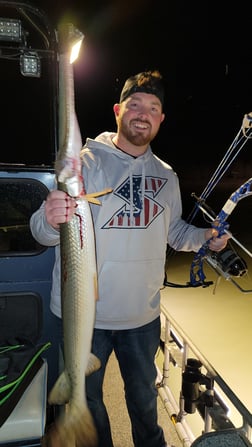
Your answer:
[204,227,230,252]
[45,190,77,230]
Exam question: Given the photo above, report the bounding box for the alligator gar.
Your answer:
[43,24,102,447]
[46,192,101,447]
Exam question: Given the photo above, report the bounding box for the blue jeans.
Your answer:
[86,317,167,447]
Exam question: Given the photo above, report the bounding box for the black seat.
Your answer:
[191,429,252,447]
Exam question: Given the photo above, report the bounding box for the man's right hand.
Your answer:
[45,190,77,230]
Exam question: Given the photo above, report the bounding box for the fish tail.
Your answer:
[75,406,98,447]
[48,370,71,405]
[86,352,101,376]
[42,404,98,447]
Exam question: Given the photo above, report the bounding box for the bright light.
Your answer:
[0,18,22,42]
[70,38,83,64]
[20,52,41,77]
[69,28,84,64]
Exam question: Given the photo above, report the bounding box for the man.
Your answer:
[30,70,229,447]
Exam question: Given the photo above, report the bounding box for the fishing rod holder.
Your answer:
[182,358,214,414]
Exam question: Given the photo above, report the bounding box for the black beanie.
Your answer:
[119,70,164,106]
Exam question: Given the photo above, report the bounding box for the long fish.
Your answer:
[43,24,103,447]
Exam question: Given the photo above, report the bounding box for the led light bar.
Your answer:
[20,52,41,77]
[0,18,22,42]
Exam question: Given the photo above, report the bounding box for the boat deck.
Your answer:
[103,350,182,447]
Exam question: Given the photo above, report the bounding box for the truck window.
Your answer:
[0,178,48,255]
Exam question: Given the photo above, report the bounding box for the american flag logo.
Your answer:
[102,175,167,229]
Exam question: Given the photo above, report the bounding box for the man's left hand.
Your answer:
[205,228,230,252]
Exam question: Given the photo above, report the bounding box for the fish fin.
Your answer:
[86,352,101,376]
[48,371,71,405]
[43,404,98,447]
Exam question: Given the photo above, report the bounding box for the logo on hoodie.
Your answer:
[102,175,167,228]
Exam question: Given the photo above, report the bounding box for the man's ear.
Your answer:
[113,103,120,117]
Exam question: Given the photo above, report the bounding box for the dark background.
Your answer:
[36,0,252,219]
[1,0,252,218]
[35,0,252,165]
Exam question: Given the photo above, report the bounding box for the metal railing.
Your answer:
[156,305,252,446]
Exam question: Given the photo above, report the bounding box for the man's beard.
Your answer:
[120,119,154,146]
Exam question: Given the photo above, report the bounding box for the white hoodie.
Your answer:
[30,132,207,329]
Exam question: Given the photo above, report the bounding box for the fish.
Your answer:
[42,23,104,447]
[45,192,101,447]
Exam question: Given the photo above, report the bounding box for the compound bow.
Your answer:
[165,112,252,293]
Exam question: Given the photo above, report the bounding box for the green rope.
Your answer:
[0,341,51,406]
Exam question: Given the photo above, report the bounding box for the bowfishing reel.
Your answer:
[164,244,249,291]
[189,192,252,292]
[206,247,248,278]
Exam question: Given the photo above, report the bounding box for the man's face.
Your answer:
[115,92,165,147]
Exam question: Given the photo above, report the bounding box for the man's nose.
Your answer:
[138,107,149,118]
